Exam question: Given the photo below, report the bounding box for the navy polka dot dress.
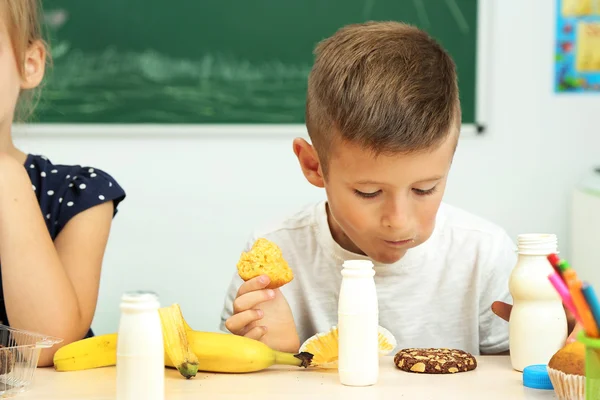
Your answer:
[0,154,126,338]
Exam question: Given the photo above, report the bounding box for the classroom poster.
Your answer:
[555,0,600,92]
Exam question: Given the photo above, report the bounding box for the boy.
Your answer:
[219,21,573,355]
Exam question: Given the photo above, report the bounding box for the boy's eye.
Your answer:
[413,186,438,196]
[354,189,381,199]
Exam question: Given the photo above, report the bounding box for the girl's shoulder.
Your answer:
[25,154,126,239]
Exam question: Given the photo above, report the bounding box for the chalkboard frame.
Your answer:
[14,0,493,139]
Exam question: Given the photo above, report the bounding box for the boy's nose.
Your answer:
[381,200,410,230]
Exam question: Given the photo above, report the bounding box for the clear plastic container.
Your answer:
[0,324,62,397]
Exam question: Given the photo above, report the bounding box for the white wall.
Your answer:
[12,0,599,335]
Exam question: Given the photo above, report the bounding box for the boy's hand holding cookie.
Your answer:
[225,238,300,352]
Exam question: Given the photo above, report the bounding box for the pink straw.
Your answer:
[549,272,581,323]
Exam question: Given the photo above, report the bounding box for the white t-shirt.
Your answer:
[219,200,516,355]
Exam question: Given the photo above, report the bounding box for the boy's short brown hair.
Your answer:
[306,21,461,174]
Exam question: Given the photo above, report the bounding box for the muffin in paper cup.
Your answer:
[547,341,586,400]
[547,366,585,400]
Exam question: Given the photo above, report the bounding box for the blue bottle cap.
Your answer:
[523,364,554,390]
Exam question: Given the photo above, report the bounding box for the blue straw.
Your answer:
[582,282,600,330]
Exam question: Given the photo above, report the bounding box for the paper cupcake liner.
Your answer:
[548,367,585,400]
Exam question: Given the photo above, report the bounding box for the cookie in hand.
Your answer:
[236,238,293,289]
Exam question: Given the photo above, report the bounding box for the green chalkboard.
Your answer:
[38,0,478,124]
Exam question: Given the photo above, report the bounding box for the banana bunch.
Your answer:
[53,303,313,378]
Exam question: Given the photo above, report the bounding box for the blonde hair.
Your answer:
[306,21,461,174]
[4,0,47,121]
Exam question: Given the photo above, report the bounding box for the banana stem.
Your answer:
[274,351,313,368]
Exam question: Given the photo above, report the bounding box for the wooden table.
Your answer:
[19,356,558,399]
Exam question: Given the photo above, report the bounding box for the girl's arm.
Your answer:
[0,155,115,367]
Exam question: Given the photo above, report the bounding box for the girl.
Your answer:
[0,0,125,366]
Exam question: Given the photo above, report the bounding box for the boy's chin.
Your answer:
[367,249,408,265]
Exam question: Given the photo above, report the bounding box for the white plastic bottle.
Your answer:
[116,291,165,400]
[509,234,568,371]
[337,260,379,386]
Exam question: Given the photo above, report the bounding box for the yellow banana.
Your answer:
[53,304,313,375]
[53,333,118,371]
[158,304,199,379]
[165,330,312,373]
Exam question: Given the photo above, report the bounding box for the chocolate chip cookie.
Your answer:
[393,348,477,374]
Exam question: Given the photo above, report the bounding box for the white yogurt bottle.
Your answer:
[337,260,379,386]
[116,291,165,400]
[508,234,568,371]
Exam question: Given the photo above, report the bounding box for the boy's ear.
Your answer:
[293,138,325,188]
[20,41,46,90]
